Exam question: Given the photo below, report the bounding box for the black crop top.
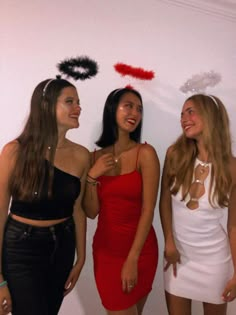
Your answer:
[10,160,81,220]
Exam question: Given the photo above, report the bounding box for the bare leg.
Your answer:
[106,294,149,315]
[203,302,227,315]
[106,305,138,315]
[137,295,148,315]
[165,291,191,315]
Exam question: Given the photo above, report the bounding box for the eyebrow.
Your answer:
[181,106,193,115]
[123,100,142,107]
[65,96,80,101]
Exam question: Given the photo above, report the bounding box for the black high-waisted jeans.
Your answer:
[2,216,75,315]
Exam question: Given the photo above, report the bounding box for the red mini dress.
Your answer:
[93,149,158,311]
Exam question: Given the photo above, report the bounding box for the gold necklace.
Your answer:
[113,142,136,164]
[113,145,119,164]
[199,161,209,168]
[48,146,67,150]
[48,140,70,151]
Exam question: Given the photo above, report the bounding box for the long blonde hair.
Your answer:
[167,94,232,207]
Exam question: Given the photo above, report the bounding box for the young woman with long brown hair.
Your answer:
[0,78,90,315]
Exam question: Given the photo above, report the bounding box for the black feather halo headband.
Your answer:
[42,56,99,97]
[57,56,98,81]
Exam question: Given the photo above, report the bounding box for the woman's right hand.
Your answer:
[0,285,12,315]
[88,153,116,178]
[164,241,181,277]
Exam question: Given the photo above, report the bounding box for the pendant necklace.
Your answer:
[113,145,119,164]
[197,158,210,174]
[199,161,209,168]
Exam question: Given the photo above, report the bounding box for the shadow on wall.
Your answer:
[74,219,104,314]
[142,79,184,162]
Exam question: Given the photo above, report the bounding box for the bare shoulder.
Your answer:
[90,147,110,161]
[0,141,19,175]
[229,156,236,185]
[66,140,90,164]
[139,143,160,165]
[0,140,19,160]
[139,143,157,156]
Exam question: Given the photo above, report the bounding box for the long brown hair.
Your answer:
[167,94,232,207]
[11,78,75,200]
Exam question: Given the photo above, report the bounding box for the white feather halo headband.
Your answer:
[180,70,221,93]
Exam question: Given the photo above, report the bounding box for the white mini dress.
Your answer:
[164,160,233,304]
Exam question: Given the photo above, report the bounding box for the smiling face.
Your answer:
[181,100,204,140]
[115,92,143,134]
[56,86,81,131]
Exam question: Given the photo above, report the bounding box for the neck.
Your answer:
[47,132,68,152]
[113,139,136,158]
[197,146,209,163]
[57,132,68,149]
[195,138,209,161]
[114,135,134,148]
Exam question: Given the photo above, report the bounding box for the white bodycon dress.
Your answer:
[164,160,233,304]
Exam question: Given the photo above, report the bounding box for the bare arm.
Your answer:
[82,152,100,219]
[222,157,236,302]
[121,144,160,292]
[159,147,180,277]
[64,148,90,296]
[83,152,115,219]
[0,142,18,313]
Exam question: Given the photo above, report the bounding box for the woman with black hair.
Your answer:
[0,78,90,315]
[83,87,160,315]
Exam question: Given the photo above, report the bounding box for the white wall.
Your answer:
[1,0,236,314]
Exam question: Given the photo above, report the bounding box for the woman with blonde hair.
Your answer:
[160,94,236,315]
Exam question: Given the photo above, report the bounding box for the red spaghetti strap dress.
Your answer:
[92,145,158,311]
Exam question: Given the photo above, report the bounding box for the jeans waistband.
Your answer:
[5,216,75,263]
[7,215,74,234]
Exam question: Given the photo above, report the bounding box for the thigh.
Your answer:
[9,278,49,315]
[106,305,138,315]
[2,220,52,315]
[165,291,192,315]
[203,302,227,315]
[47,219,76,315]
[137,294,148,315]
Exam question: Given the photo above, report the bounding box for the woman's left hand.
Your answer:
[63,262,84,296]
[121,258,138,293]
[222,276,236,302]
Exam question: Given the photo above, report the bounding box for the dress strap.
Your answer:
[135,142,147,169]
[92,149,97,164]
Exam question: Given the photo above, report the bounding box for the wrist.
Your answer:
[165,235,175,244]
[86,173,100,186]
[87,172,97,180]
[127,253,139,263]
[74,258,85,268]
[86,177,100,186]
[0,280,7,288]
